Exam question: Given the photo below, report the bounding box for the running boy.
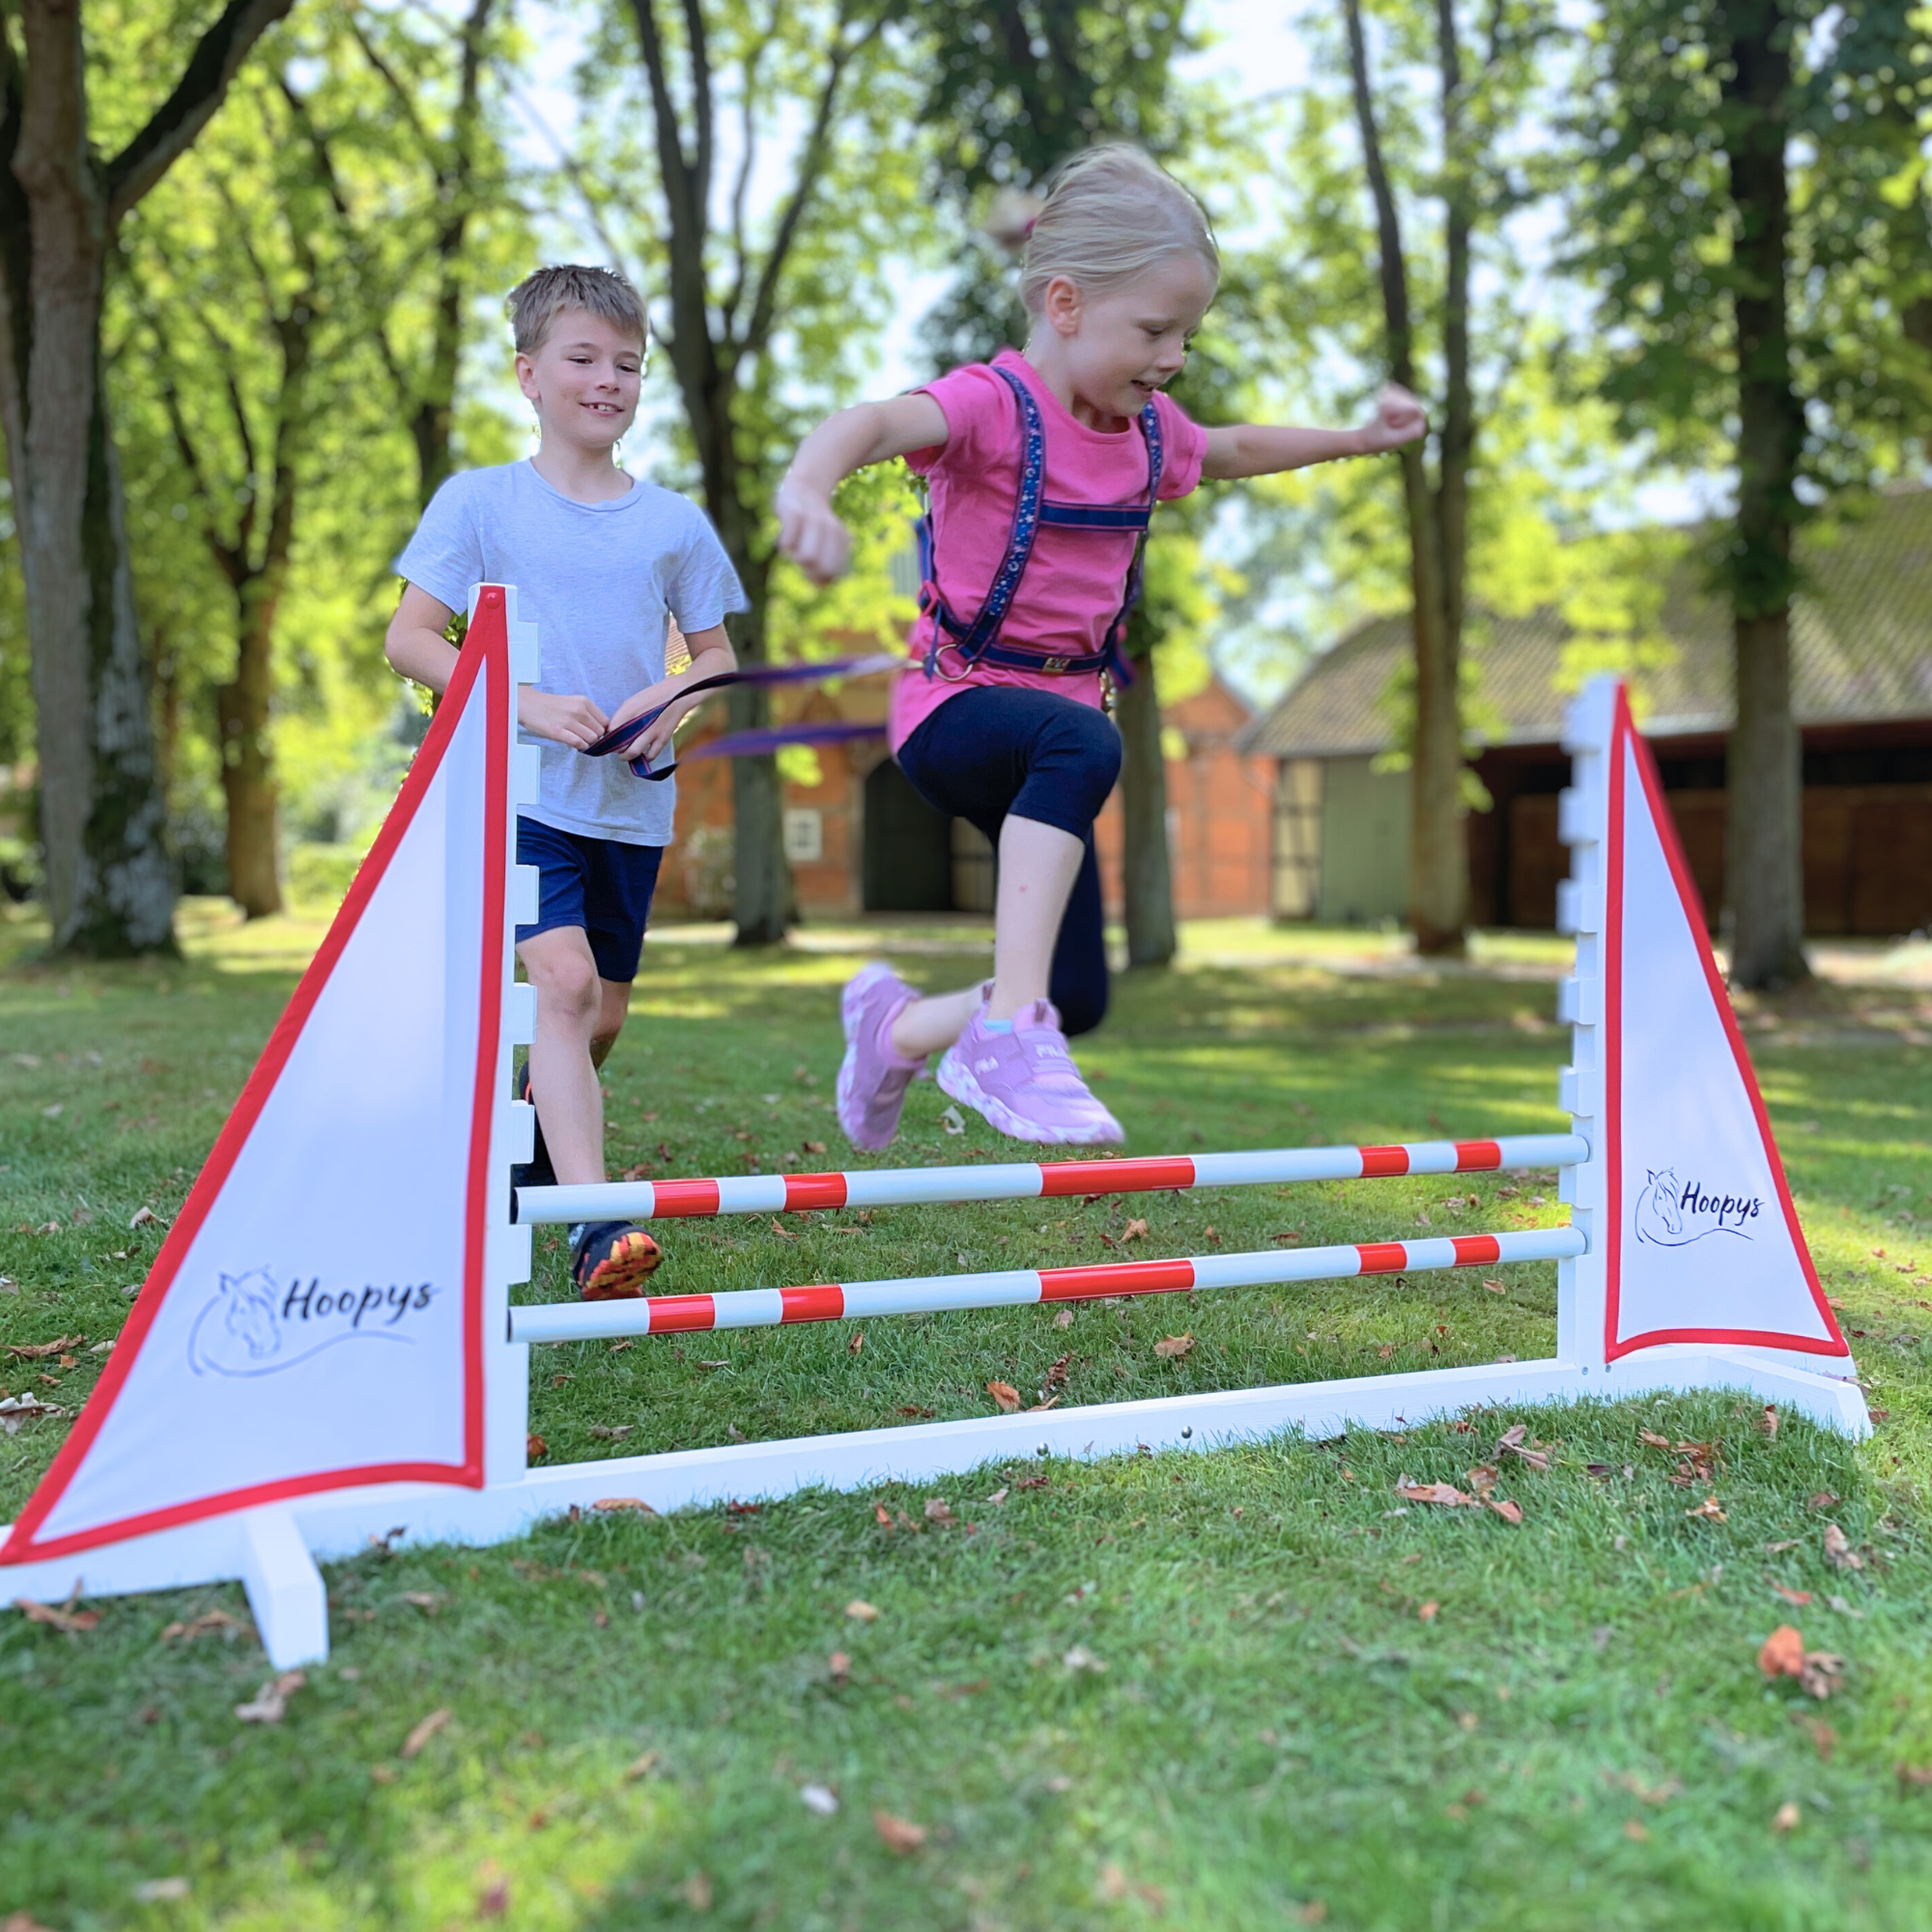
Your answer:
[385,265,746,1296]
[778,145,1424,1149]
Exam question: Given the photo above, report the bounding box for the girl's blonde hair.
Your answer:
[1009,145,1218,316]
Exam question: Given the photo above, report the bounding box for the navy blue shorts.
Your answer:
[515,816,664,983]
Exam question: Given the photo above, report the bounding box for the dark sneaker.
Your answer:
[571,1220,663,1300]
[512,1059,556,1194]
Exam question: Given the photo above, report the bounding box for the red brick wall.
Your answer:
[654,674,1274,921]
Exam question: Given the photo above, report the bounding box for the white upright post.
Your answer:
[484,586,541,1487]
[1555,676,1614,1378]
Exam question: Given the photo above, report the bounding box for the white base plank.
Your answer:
[0,1349,1868,1626]
[237,1507,329,1670]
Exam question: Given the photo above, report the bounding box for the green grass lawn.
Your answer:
[3,899,1931,1930]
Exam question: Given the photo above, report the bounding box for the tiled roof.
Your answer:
[1241,486,1932,758]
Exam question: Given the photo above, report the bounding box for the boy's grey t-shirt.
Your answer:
[394,460,746,847]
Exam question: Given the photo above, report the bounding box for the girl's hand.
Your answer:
[1360,383,1427,453]
[519,687,609,750]
[777,477,852,586]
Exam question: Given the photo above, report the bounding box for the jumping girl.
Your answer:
[778,145,1425,1150]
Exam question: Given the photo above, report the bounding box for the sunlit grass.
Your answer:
[2,909,1929,1928]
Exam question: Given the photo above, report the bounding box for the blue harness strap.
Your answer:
[918,363,1164,686]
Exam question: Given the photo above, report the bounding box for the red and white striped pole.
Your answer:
[515,1133,1586,1226]
[507,1226,1585,1346]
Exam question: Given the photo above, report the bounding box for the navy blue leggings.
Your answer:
[895,685,1122,1037]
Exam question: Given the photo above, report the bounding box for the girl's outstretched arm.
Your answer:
[777,392,951,585]
[1200,383,1427,481]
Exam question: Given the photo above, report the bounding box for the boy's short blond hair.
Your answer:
[507,265,648,355]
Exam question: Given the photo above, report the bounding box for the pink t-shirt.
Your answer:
[887,348,1208,752]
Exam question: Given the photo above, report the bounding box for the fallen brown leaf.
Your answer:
[1761,1405,1779,1439]
[1122,1218,1149,1243]
[1639,1429,1673,1450]
[1800,1718,1836,1761]
[923,1497,955,1526]
[160,1609,242,1642]
[1772,1800,1801,1833]
[624,1749,660,1779]
[593,1496,657,1514]
[1485,1497,1524,1524]
[1807,1490,1838,1511]
[986,1380,1022,1413]
[234,1670,305,1723]
[1823,1523,1863,1571]
[872,1810,927,1854]
[770,1218,796,1240]
[1624,1818,1650,1842]
[400,1707,451,1758]
[588,1424,635,1440]
[1397,1480,1474,1507]
[526,1433,547,1461]
[845,1600,879,1620]
[847,1329,865,1356]
[1772,1584,1813,1605]
[1685,1495,1728,1522]
[1418,1601,1438,1623]
[1295,1904,1329,1925]
[401,1592,442,1613]
[5,1334,82,1361]
[1028,1393,1062,1411]
[1759,1625,1806,1678]
[1153,1333,1194,1360]
[828,1651,851,1687]
[1799,1651,1845,1699]
[16,1597,99,1634]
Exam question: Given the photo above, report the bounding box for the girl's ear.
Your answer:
[1041,274,1083,338]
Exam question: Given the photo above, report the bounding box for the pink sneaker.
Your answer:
[936,1000,1123,1146]
[836,962,925,1151]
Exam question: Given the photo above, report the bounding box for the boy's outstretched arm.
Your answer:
[384,583,611,750]
[777,392,951,585]
[607,622,737,762]
[1199,383,1427,481]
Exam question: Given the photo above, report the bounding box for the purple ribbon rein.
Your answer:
[577,653,903,780]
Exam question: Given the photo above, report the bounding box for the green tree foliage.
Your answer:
[1566,0,1931,984]
[915,0,1195,365]
[0,0,296,955]
[560,0,932,942]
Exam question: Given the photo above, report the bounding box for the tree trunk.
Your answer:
[217,594,280,917]
[1411,0,1472,957]
[1720,0,1808,988]
[1345,0,1468,958]
[1117,646,1175,967]
[411,0,495,509]
[4,0,174,955]
[0,0,294,955]
[724,549,785,945]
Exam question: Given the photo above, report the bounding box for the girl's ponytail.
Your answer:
[1015,145,1217,314]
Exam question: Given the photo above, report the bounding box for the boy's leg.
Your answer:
[519,925,609,1185]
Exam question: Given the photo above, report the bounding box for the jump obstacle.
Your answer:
[0,585,1866,1668]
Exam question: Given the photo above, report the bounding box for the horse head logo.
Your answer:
[218,1267,282,1360]
[1634,1168,1683,1244]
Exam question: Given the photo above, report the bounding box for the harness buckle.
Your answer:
[1040,655,1071,674]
